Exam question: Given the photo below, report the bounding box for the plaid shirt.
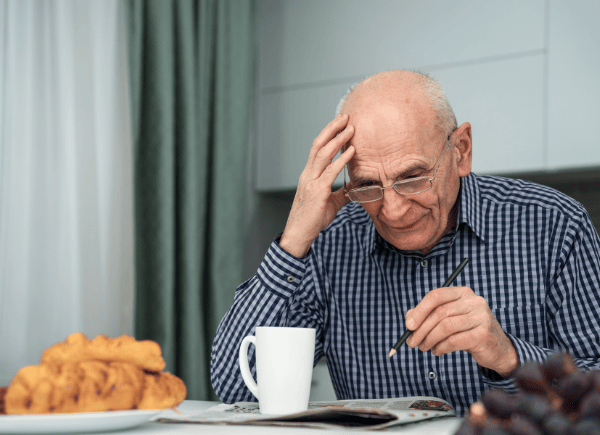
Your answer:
[211,173,600,416]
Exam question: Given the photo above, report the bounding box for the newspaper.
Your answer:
[156,397,456,430]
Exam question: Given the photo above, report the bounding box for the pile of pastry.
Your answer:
[1,333,186,414]
[456,353,600,435]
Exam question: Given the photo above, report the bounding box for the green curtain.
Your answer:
[125,0,255,400]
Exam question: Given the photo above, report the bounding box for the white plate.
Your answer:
[0,409,161,434]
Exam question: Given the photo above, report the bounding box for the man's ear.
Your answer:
[454,122,472,177]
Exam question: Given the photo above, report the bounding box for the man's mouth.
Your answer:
[390,219,421,231]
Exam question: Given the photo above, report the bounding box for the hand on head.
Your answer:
[279,114,355,258]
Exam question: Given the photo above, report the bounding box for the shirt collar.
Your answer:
[363,172,485,256]
[364,214,378,255]
[457,172,486,242]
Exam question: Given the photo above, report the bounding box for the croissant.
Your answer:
[41,333,165,372]
[5,333,186,414]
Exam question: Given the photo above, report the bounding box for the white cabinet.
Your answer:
[259,0,544,90]
[255,0,564,191]
[258,83,351,191]
[430,55,545,175]
[548,0,600,169]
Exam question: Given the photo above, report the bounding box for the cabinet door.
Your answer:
[259,0,544,90]
[257,83,350,191]
[430,55,545,176]
[548,0,600,169]
[256,0,546,191]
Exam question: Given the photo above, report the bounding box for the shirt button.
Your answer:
[428,371,436,380]
[420,260,428,268]
[287,275,295,283]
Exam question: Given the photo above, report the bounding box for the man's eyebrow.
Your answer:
[352,176,376,184]
[351,163,428,183]
[393,163,429,180]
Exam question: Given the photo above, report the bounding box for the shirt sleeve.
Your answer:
[482,207,600,391]
[210,236,325,404]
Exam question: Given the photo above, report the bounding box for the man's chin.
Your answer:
[379,231,432,253]
[380,220,421,235]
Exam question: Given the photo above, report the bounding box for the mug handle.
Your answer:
[238,335,259,399]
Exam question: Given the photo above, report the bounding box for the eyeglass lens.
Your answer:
[347,178,433,202]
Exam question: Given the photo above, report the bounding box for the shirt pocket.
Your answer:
[490,303,547,347]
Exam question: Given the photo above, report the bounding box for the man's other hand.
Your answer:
[279,114,356,258]
[404,287,519,378]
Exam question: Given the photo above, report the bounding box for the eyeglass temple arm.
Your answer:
[343,165,348,194]
[430,134,454,181]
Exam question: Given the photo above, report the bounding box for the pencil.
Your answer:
[388,257,469,358]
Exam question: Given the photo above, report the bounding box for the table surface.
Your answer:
[104,400,463,435]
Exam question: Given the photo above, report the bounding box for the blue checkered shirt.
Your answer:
[211,173,600,416]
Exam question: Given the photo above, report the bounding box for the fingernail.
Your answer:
[405,316,415,330]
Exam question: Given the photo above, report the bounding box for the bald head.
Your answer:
[337,70,457,136]
[335,71,471,254]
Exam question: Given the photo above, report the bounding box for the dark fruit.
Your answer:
[508,413,542,435]
[579,391,600,420]
[481,389,518,419]
[572,419,600,435]
[557,371,592,412]
[588,371,600,391]
[541,411,572,435]
[455,418,478,435]
[465,355,600,435]
[543,353,579,385]
[481,421,510,435]
[514,362,550,396]
[517,394,553,423]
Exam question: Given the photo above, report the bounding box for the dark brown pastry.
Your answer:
[0,386,7,414]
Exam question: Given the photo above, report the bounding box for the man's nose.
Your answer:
[380,187,410,221]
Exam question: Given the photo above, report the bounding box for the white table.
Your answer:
[103,400,463,435]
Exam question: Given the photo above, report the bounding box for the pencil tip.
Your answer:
[388,349,396,358]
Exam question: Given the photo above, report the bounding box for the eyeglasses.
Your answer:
[344,135,452,204]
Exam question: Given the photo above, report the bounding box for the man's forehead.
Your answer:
[346,97,438,144]
[348,149,433,180]
[347,117,439,159]
[346,128,446,179]
[342,81,443,179]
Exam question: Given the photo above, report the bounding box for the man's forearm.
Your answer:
[279,232,312,258]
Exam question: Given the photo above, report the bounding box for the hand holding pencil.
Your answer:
[389,258,469,358]
[388,257,520,378]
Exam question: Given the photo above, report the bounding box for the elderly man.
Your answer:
[211,70,600,416]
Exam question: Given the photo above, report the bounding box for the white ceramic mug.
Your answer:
[238,326,316,415]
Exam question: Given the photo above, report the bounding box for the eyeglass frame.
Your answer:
[344,133,454,203]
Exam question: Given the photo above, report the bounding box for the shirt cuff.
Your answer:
[479,332,549,393]
[255,235,309,299]
[479,366,517,392]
